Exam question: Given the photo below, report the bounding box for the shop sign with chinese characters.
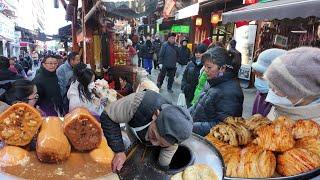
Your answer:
[0,12,15,40]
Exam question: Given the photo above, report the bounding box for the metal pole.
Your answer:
[82,0,87,63]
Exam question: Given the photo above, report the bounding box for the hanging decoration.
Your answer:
[196,17,202,26]
[211,13,220,25]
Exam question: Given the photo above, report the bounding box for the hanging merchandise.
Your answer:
[112,34,129,66]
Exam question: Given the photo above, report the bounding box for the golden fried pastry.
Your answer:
[212,123,238,146]
[36,117,71,163]
[0,146,30,167]
[183,164,218,180]
[226,120,252,146]
[295,136,320,157]
[171,172,183,180]
[89,136,114,165]
[225,151,241,177]
[277,148,320,176]
[237,145,276,178]
[224,116,246,126]
[245,114,271,135]
[205,135,241,164]
[211,118,252,146]
[254,123,295,152]
[292,120,320,139]
[273,116,295,131]
[0,103,42,146]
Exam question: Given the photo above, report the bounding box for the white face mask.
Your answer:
[265,89,292,106]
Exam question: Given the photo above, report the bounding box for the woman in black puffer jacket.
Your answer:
[181,44,207,107]
[189,46,244,136]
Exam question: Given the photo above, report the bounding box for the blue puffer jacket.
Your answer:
[190,72,244,136]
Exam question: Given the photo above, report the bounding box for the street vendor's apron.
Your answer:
[126,90,170,144]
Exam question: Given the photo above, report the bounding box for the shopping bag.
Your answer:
[153,53,157,61]
[132,55,139,66]
[177,92,187,108]
[27,70,33,76]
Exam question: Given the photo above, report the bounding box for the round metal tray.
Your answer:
[118,133,225,180]
[224,168,320,180]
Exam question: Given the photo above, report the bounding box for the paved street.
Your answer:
[148,68,256,118]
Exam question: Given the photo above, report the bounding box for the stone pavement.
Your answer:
[148,68,256,118]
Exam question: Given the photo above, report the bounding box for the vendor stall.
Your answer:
[221,0,320,87]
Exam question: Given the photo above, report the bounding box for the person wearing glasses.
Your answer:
[0,79,39,112]
[32,55,64,116]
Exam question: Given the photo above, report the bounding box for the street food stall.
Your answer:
[0,103,320,180]
[0,0,319,180]
[0,103,224,180]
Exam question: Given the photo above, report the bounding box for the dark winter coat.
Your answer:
[33,66,64,116]
[158,42,179,68]
[178,46,191,65]
[141,41,154,59]
[190,72,244,135]
[19,58,31,71]
[153,39,162,55]
[0,68,23,81]
[181,57,203,107]
[227,48,242,78]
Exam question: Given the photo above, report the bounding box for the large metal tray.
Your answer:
[224,168,320,180]
[118,133,225,180]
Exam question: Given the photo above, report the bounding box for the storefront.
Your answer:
[222,0,320,85]
[0,12,15,57]
[191,0,243,46]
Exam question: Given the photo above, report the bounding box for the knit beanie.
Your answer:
[168,32,176,37]
[264,47,320,99]
[156,104,193,144]
[195,43,208,54]
[252,48,287,73]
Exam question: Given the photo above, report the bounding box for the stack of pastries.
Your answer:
[211,117,252,146]
[206,115,320,178]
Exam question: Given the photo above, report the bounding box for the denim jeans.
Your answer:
[143,58,153,74]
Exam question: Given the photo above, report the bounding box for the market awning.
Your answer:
[222,0,320,24]
[175,3,199,20]
[102,0,158,18]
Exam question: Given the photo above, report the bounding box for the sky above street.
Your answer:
[44,0,70,35]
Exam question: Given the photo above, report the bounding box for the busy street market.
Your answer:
[0,0,320,179]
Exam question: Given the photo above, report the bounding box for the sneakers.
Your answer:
[167,89,174,93]
[157,83,161,89]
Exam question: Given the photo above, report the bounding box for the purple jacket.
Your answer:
[252,92,272,117]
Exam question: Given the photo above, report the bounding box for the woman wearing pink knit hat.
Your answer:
[264,47,320,123]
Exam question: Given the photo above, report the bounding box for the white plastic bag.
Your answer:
[177,92,187,108]
[27,70,33,76]
[132,54,139,66]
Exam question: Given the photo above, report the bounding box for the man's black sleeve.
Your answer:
[100,111,125,153]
